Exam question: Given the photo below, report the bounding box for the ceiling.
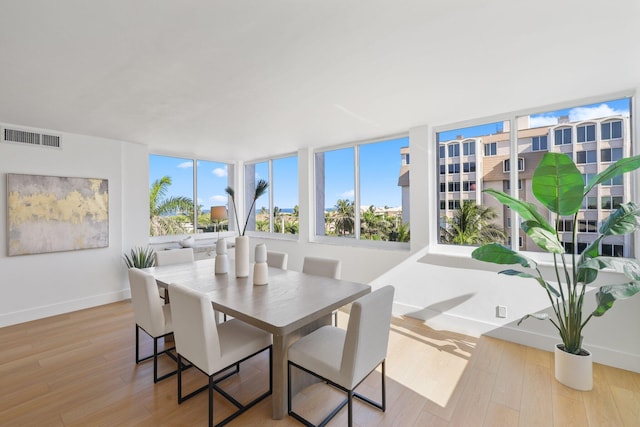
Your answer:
[1,0,639,161]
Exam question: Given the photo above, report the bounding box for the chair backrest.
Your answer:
[168,283,221,374]
[341,285,395,388]
[267,251,288,269]
[128,268,168,337]
[302,256,341,279]
[155,248,195,266]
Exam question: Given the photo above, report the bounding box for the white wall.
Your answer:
[0,123,148,326]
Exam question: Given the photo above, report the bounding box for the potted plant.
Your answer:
[123,246,156,268]
[225,179,269,277]
[471,152,640,390]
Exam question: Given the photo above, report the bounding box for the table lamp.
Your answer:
[210,206,227,239]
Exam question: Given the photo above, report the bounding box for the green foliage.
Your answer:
[149,176,194,236]
[472,152,640,354]
[440,201,506,245]
[123,246,156,269]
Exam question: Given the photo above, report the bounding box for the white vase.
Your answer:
[214,239,228,274]
[235,236,250,278]
[253,243,268,285]
[554,344,593,391]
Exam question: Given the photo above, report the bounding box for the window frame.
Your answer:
[313,133,410,250]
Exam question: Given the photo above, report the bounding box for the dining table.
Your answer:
[143,258,371,420]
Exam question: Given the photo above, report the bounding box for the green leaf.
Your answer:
[599,202,640,236]
[585,155,640,194]
[532,153,584,215]
[472,243,537,268]
[483,189,554,233]
[593,282,640,316]
[521,221,564,253]
[581,256,640,281]
[517,312,549,326]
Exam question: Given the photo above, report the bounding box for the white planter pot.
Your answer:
[554,344,592,391]
[235,236,250,278]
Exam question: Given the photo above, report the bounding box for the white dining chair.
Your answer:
[287,285,395,427]
[168,283,273,427]
[154,247,195,302]
[267,250,288,269]
[128,268,179,383]
[302,256,342,325]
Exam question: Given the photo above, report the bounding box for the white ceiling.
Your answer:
[1,0,639,161]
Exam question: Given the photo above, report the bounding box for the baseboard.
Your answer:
[393,301,640,373]
[0,289,131,328]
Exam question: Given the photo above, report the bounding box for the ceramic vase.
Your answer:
[235,236,250,278]
[554,344,592,391]
[214,239,228,274]
[253,243,268,285]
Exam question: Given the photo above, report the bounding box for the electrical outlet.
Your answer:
[496,305,507,318]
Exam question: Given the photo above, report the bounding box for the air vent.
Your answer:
[2,127,61,149]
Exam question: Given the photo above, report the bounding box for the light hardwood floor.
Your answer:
[1,300,639,426]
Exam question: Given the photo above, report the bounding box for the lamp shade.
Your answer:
[210,206,227,221]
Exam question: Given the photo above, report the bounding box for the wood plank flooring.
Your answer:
[1,300,639,426]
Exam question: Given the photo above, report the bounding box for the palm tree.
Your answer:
[332,199,355,236]
[440,201,505,245]
[149,176,193,236]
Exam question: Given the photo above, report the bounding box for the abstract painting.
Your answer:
[7,174,109,256]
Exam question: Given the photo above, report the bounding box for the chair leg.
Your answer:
[153,336,159,383]
[347,390,354,427]
[209,375,214,427]
[381,360,386,411]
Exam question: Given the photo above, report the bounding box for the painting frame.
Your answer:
[7,173,109,256]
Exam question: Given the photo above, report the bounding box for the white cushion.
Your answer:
[288,326,346,384]
[302,256,341,279]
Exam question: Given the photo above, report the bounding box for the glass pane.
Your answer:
[359,137,410,242]
[437,122,507,246]
[316,147,355,238]
[196,160,230,234]
[240,162,271,232]
[149,154,194,236]
[273,156,298,235]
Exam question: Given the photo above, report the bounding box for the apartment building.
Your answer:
[435,113,632,256]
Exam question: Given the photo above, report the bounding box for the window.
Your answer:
[245,155,299,235]
[484,142,497,156]
[448,181,461,192]
[462,181,476,192]
[554,127,572,145]
[602,120,623,140]
[602,243,624,257]
[448,200,461,210]
[577,124,596,143]
[402,153,410,165]
[601,196,623,210]
[602,175,623,186]
[448,163,461,174]
[578,220,598,233]
[440,182,446,193]
[448,143,460,157]
[435,96,632,254]
[503,158,525,172]
[440,200,446,210]
[149,154,233,237]
[576,150,597,164]
[601,147,623,162]
[532,135,548,151]
[463,161,476,173]
[439,145,446,158]
[558,219,573,232]
[439,164,446,174]
[582,196,598,210]
[463,141,475,155]
[315,136,410,243]
[582,173,595,186]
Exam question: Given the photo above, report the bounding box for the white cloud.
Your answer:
[212,167,227,177]
[569,104,627,122]
[177,161,193,169]
[339,189,354,199]
[530,104,628,128]
[210,195,227,204]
